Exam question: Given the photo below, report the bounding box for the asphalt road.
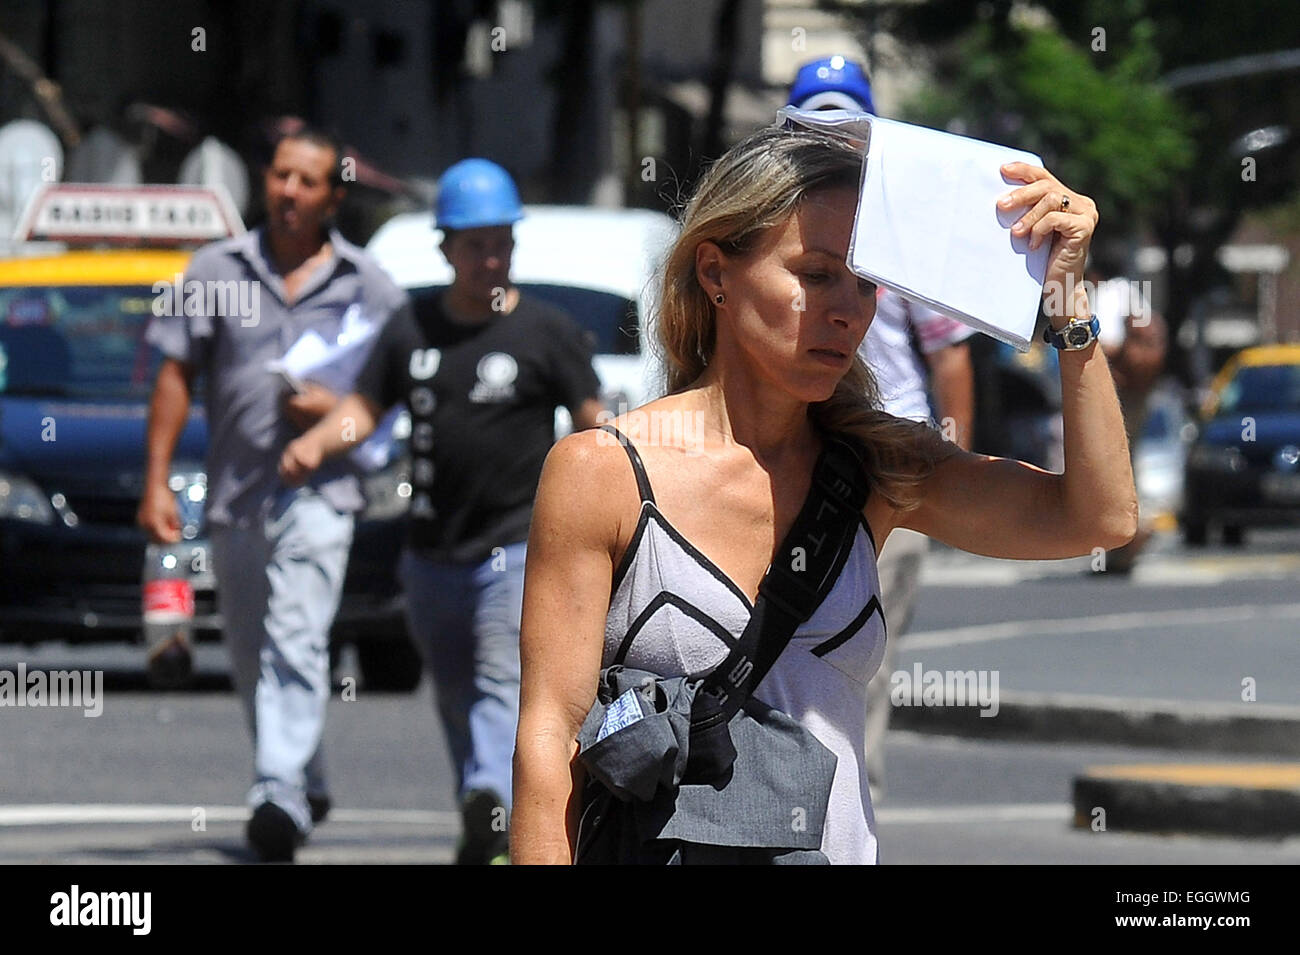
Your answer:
[906,527,1300,707]
[1,527,1297,864]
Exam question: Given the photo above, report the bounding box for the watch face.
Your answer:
[1066,325,1091,347]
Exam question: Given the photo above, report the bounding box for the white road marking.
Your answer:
[0,804,459,829]
[874,803,1072,824]
[921,551,1300,587]
[904,601,1300,651]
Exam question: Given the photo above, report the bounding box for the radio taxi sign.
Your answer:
[13,183,245,245]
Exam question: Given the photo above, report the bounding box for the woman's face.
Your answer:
[711,185,877,403]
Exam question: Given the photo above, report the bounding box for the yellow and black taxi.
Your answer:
[0,185,418,688]
[1181,343,1300,546]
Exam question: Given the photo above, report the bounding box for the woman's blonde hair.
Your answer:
[653,125,954,510]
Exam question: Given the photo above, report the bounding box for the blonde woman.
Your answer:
[511,126,1135,865]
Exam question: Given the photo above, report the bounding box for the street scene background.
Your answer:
[1,0,1299,866]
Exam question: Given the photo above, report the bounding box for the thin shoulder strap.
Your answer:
[598,424,656,505]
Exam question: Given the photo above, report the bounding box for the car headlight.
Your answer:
[1187,444,1247,473]
[0,471,56,524]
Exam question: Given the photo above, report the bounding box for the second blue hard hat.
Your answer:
[435,158,523,230]
[788,55,876,114]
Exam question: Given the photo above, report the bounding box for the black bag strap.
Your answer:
[697,436,870,723]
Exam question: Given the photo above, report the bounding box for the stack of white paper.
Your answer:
[778,107,1050,351]
[266,303,398,471]
[266,303,380,394]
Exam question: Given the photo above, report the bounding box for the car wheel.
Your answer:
[356,634,424,692]
[1181,520,1208,547]
[1221,525,1245,547]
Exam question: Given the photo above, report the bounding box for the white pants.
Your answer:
[210,490,354,833]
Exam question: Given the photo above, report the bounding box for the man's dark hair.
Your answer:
[274,125,346,188]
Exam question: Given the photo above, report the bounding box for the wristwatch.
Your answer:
[1043,314,1101,351]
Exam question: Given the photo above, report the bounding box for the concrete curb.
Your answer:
[888,690,1300,755]
[1072,764,1300,837]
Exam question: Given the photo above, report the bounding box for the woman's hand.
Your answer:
[897,166,1136,559]
[998,163,1099,322]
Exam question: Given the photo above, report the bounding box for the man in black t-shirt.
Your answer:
[352,285,602,559]
[281,159,603,863]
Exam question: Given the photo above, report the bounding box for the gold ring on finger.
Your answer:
[1060,194,1071,213]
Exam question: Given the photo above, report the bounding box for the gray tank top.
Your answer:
[600,425,888,864]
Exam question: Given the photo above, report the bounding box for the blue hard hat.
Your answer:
[788,56,875,114]
[435,158,523,230]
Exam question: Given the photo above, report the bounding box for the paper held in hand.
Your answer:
[777,106,1050,352]
[265,303,401,472]
[265,302,379,394]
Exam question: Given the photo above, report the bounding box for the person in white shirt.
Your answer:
[859,289,975,797]
[789,56,976,799]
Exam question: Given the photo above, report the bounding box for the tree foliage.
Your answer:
[902,16,1195,224]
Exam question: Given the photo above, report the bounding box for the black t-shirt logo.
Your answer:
[410,347,441,380]
[470,351,519,403]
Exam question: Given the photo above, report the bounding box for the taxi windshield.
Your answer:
[1217,362,1300,415]
[0,285,162,400]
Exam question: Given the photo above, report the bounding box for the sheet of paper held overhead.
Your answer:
[778,107,1051,351]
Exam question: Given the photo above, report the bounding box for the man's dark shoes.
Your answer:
[308,794,331,825]
[455,789,509,865]
[247,802,302,863]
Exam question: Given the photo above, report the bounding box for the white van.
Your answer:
[365,205,678,430]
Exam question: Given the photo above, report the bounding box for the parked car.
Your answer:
[0,186,420,689]
[364,204,679,424]
[1180,344,1300,546]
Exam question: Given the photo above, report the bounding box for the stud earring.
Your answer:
[714,293,725,305]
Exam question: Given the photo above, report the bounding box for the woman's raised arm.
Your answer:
[898,165,1138,559]
[510,429,624,864]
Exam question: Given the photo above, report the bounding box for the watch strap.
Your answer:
[1043,314,1101,350]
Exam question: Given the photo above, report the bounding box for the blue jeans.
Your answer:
[399,543,526,813]
[211,490,353,834]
